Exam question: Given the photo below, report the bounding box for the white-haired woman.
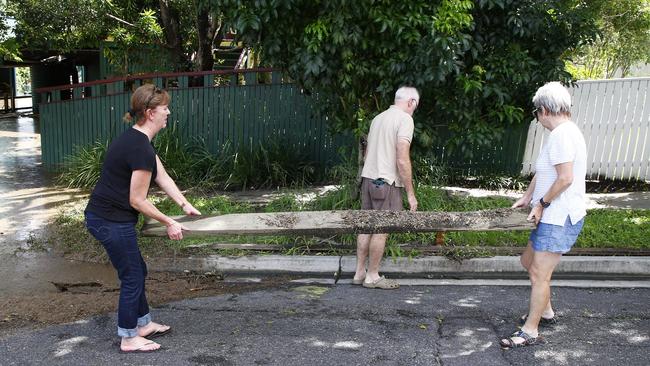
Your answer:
[500,81,587,348]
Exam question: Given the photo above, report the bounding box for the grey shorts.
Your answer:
[360,177,403,211]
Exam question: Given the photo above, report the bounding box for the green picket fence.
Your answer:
[37,69,349,171]
[431,125,530,176]
[37,68,528,175]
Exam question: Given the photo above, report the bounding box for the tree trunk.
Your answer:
[352,134,367,200]
[159,0,187,71]
[195,7,214,71]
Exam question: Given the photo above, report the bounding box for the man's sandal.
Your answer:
[519,314,557,327]
[362,276,400,289]
[500,330,545,348]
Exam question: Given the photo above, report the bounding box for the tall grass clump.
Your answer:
[188,138,319,190]
[57,140,109,188]
[57,126,323,191]
[412,155,451,187]
[221,139,317,190]
[307,149,360,210]
[153,122,195,186]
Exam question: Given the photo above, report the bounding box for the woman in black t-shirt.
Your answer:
[85,84,200,353]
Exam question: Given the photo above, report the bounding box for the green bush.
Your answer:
[57,127,321,191]
[222,140,316,190]
[57,140,109,188]
[153,123,195,185]
[412,155,451,187]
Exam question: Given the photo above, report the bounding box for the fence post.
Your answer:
[204,74,214,87]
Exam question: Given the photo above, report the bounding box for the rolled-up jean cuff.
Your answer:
[117,313,151,337]
[137,313,151,327]
[117,326,138,338]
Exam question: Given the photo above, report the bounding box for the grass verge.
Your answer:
[44,186,650,261]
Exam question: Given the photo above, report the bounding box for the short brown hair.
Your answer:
[123,84,171,124]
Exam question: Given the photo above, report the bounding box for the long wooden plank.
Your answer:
[140,209,535,237]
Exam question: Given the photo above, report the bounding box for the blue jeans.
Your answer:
[85,211,151,337]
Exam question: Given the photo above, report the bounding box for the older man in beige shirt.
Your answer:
[353,86,419,289]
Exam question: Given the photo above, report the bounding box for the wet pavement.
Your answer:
[0,115,115,295]
[1,283,649,365]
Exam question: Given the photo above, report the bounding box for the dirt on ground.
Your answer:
[0,270,295,339]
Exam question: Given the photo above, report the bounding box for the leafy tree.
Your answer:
[229,0,599,154]
[0,0,22,61]
[569,0,650,79]
[3,0,229,72]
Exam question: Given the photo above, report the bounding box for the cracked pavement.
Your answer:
[1,283,649,365]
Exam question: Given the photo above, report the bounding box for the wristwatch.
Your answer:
[539,197,551,208]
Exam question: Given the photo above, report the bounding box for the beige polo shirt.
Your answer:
[361,105,414,187]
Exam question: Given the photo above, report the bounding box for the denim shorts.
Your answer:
[530,216,584,254]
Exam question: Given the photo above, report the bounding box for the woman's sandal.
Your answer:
[500,330,544,348]
[519,314,557,327]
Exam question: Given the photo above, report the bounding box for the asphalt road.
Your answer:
[2,282,649,366]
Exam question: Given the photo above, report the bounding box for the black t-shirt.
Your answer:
[85,128,158,222]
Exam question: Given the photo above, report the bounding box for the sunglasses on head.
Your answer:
[145,87,163,110]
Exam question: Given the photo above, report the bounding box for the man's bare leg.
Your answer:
[365,233,388,282]
[354,234,371,281]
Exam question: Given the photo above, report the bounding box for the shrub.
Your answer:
[57,140,109,188]
[57,127,321,191]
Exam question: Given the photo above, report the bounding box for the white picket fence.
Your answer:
[521,77,650,181]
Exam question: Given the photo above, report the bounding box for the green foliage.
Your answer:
[0,0,22,62]
[57,140,109,188]
[412,155,451,187]
[151,194,253,216]
[264,194,303,212]
[102,7,168,75]
[153,122,196,186]
[448,209,650,249]
[14,67,30,95]
[224,140,316,190]
[568,0,650,79]
[447,173,530,191]
[57,126,319,191]
[186,138,318,190]
[306,151,361,211]
[576,209,650,248]
[6,0,109,53]
[229,0,599,156]
[305,185,360,211]
[5,0,230,72]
